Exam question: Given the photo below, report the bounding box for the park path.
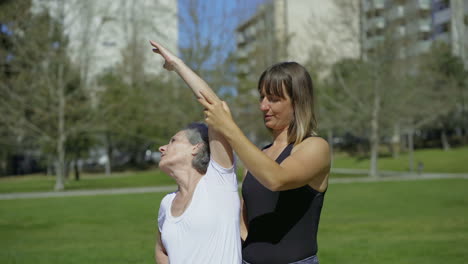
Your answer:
[1,170,467,200]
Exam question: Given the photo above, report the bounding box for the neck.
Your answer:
[164,165,203,196]
[271,127,289,147]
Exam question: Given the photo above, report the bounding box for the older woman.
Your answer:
[151,41,241,264]
[199,62,331,264]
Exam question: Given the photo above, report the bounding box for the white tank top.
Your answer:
[158,159,241,264]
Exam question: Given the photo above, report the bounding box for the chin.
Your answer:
[264,122,288,132]
[159,160,168,172]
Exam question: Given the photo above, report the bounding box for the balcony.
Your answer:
[372,16,386,29]
[433,8,451,25]
[406,0,431,13]
[406,18,432,35]
[418,18,431,32]
[373,0,385,9]
[364,16,386,32]
[388,5,405,21]
[363,0,371,13]
[418,0,431,10]
[407,40,432,56]
[433,32,451,43]
[363,0,385,12]
[398,26,406,37]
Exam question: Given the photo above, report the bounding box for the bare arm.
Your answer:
[199,91,331,192]
[150,41,233,168]
[240,198,248,241]
[155,230,168,264]
[240,168,248,241]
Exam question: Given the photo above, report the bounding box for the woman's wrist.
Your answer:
[223,120,242,145]
[172,57,185,72]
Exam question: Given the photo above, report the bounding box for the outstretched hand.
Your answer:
[198,90,234,136]
[149,40,179,71]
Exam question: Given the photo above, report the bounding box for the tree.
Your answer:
[397,42,467,171]
[0,0,95,189]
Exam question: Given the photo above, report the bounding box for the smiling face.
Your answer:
[158,130,195,173]
[259,86,294,132]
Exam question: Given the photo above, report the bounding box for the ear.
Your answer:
[191,143,202,156]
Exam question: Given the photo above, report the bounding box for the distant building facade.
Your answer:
[361,0,468,66]
[32,0,178,80]
[235,0,360,84]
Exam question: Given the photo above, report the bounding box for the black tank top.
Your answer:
[242,143,325,264]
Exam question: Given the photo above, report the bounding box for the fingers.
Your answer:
[221,101,231,114]
[150,40,167,56]
[197,97,211,109]
[198,90,212,104]
[149,40,160,49]
[199,90,219,104]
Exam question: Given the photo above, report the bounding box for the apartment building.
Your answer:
[361,0,468,66]
[236,0,360,83]
[32,0,178,80]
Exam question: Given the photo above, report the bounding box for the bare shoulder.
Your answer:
[292,136,330,156]
[291,137,330,192]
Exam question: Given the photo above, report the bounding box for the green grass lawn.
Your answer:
[332,146,468,173]
[319,179,468,263]
[0,192,166,264]
[1,147,466,194]
[1,178,467,264]
[0,170,175,194]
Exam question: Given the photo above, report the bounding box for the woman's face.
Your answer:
[259,87,294,132]
[158,130,194,171]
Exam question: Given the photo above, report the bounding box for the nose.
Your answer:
[159,145,167,153]
[260,97,269,112]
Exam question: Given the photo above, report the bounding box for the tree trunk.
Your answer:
[65,161,70,179]
[407,127,415,173]
[105,132,113,175]
[441,129,450,151]
[74,159,80,181]
[369,86,381,178]
[54,63,66,191]
[391,122,401,158]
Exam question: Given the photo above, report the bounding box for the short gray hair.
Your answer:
[183,123,210,174]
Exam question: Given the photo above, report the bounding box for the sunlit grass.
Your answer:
[0,170,175,194]
[1,147,467,194]
[318,179,468,263]
[332,146,468,173]
[0,179,467,264]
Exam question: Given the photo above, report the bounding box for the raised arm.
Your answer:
[199,91,331,192]
[150,41,233,168]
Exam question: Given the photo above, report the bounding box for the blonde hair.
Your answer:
[258,62,317,145]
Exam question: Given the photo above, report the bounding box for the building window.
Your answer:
[434,21,451,34]
[418,32,431,40]
[102,41,116,47]
[375,28,384,36]
[419,9,430,17]
[434,0,450,11]
[375,9,383,16]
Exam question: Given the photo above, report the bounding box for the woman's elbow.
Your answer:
[264,179,286,192]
